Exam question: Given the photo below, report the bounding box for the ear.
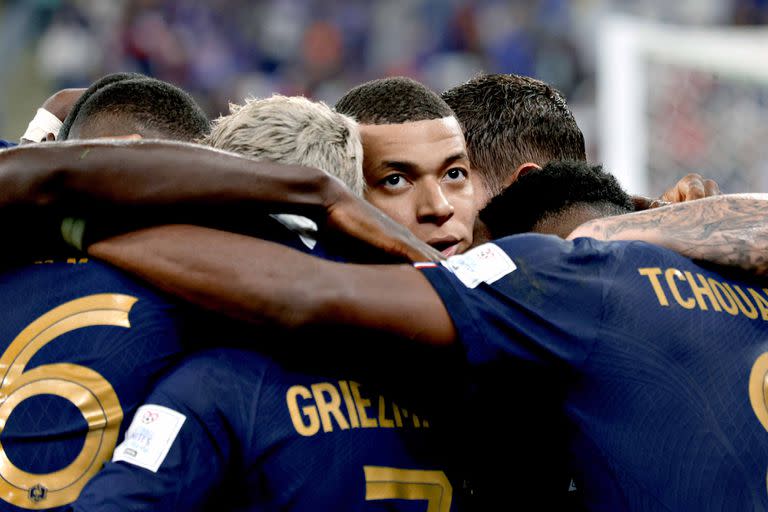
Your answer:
[502,162,541,189]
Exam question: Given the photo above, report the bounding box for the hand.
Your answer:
[325,188,444,263]
[631,195,671,211]
[660,173,721,203]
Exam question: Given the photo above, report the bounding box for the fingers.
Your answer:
[631,195,655,211]
[329,199,443,263]
[648,199,672,209]
[704,178,721,197]
[681,174,706,200]
[660,173,721,203]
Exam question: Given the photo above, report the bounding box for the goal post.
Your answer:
[597,15,768,195]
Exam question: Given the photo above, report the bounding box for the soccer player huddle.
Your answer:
[0,71,765,512]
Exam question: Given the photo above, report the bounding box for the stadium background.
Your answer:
[1,0,767,193]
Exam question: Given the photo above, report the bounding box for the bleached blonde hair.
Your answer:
[205,95,364,196]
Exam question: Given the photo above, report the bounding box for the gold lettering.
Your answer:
[665,268,696,309]
[338,380,360,428]
[684,272,722,311]
[723,283,758,320]
[311,382,349,433]
[350,381,377,428]
[639,268,669,306]
[286,385,320,436]
[413,413,421,428]
[392,403,403,427]
[378,396,395,428]
[749,289,768,321]
[708,279,739,316]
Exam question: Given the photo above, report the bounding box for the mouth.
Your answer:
[429,239,461,257]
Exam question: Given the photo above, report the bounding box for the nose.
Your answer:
[416,180,454,225]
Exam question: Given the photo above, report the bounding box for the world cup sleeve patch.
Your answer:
[441,243,517,288]
[112,404,186,473]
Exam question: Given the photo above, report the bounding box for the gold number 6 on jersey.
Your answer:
[0,294,135,509]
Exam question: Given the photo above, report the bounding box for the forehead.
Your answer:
[359,117,467,167]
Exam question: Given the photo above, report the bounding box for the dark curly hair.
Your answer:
[479,160,633,238]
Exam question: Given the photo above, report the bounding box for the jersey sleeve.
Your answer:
[72,349,266,511]
[418,234,618,368]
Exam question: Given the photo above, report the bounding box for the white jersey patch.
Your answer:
[441,243,517,288]
[112,404,186,473]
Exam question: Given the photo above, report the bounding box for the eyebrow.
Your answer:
[378,151,469,174]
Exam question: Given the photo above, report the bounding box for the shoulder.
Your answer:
[154,349,272,403]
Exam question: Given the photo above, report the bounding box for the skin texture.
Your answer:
[41,88,88,122]
[89,225,456,345]
[633,173,721,210]
[87,194,768,350]
[360,117,476,257]
[0,140,441,262]
[568,193,768,276]
[20,88,87,144]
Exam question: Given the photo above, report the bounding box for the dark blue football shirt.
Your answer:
[73,217,463,511]
[419,233,768,511]
[0,258,185,511]
[75,348,459,511]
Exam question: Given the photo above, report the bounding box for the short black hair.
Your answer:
[442,73,586,196]
[335,76,454,125]
[60,72,146,140]
[479,160,633,239]
[67,77,210,141]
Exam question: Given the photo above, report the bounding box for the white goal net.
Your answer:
[597,15,768,196]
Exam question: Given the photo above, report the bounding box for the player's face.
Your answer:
[360,117,476,257]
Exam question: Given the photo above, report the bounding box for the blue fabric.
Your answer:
[72,219,463,511]
[0,259,185,511]
[0,140,17,149]
[76,348,460,511]
[421,233,768,511]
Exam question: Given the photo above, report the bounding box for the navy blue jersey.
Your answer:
[0,258,185,511]
[75,348,460,511]
[420,234,768,511]
[0,140,15,149]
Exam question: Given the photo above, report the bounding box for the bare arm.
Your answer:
[0,140,441,261]
[89,225,455,345]
[0,139,341,210]
[568,193,768,275]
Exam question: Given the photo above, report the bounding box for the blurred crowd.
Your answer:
[3,0,768,119]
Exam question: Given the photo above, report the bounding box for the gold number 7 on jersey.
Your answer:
[364,465,452,512]
[0,294,136,509]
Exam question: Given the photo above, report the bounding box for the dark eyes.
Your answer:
[378,167,467,190]
[378,174,409,190]
[444,167,468,181]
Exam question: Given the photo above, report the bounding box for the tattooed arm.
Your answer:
[568,194,768,275]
